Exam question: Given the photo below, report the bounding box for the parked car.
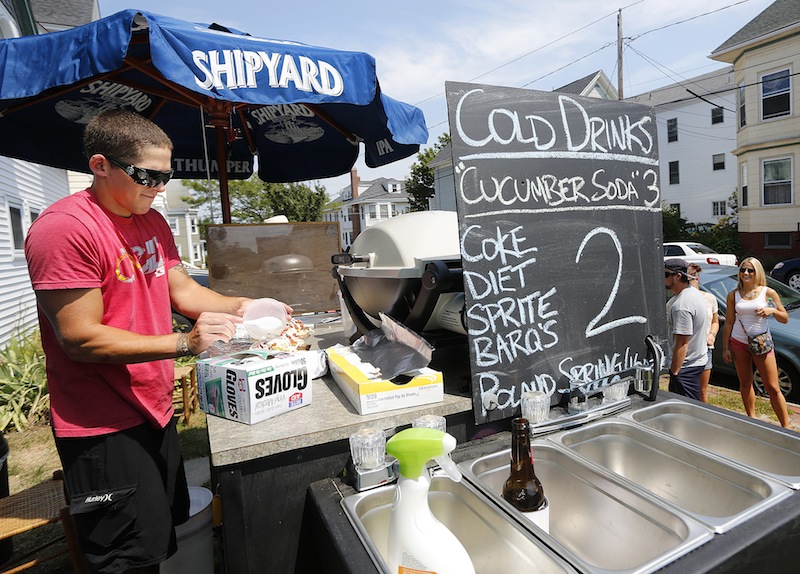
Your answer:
[695,264,800,401]
[663,242,738,266]
[770,258,800,291]
[172,268,210,330]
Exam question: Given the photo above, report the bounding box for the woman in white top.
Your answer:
[722,257,790,427]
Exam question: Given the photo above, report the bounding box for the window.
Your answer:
[711,107,724,124]
[712,201,726,216]
[763,157,792,205]
[669,203,681,216]
[712,153,725,171]
[192,243,203,261]
[738,83,746,128]
[9,205,23,250]
[765,232,792,249]
[190,218,199,234]
[761,69,791,120]
[379,204,389,218]
[170,217,180,235]
[666,118,678,142]
[740,163,748,207]
[669,161,679,185]
[664,244,685,257]
[29,209,39,223]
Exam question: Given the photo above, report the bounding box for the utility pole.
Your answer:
[617,9,624,99]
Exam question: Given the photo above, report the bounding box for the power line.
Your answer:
[625,0,755,42]
[422,1,768,138]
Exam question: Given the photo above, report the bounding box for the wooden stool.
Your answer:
[0,471,87,573]
[174,365,199,424]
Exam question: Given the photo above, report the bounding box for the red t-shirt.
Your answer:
[25,190,182,438]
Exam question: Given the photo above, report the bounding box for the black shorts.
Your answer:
[55,419,190,573]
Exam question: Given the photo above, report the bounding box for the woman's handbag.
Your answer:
[738,317,775,355]
[747,330,774,355]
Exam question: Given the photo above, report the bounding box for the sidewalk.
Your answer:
[185,456,211,487]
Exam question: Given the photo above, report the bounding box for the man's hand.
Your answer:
[186,312,243,354]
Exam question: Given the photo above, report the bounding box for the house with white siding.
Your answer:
[323,169,410,250]
[626,67,738,225]
[0,0,98,346]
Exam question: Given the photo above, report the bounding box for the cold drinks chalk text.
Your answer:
[455,89,653,155]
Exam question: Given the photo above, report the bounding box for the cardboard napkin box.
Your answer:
[325,346,443,415]
[196,349,310,424]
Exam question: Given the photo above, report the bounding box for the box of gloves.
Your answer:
[196,349,311,424]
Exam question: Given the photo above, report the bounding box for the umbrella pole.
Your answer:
[210,107,233,224]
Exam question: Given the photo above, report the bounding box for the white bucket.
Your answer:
[161,486,214,574]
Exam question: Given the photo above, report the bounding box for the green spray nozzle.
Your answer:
[386,427,461,481]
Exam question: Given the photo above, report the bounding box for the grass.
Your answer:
[660,373,786,425]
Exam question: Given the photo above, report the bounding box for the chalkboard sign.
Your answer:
[445,81,667,424]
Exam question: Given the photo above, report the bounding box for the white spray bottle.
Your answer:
[384,427,476,574]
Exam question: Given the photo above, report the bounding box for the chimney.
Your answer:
[350,168,360,198]
[349,168,362,239]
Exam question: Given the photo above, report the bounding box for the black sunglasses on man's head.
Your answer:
[106,155,173,188]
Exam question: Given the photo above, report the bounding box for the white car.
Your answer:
[663,242,737,266]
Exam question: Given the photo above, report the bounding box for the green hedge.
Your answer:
[0,330,49,432]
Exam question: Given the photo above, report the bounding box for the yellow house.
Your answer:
[711,0,800,261]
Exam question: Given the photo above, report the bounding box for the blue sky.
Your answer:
[97,0,774,194]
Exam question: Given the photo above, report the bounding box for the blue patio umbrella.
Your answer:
[0,9,428,222]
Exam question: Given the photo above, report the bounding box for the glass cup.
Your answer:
[412,414,446,432]
[521,391,550,424]
[349,428,386,471]
[568,380,589,414]
[603,380,630,403]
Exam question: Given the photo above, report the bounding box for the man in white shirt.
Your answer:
[664,258,711,400]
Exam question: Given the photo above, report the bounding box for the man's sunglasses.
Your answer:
[106,155,173,188]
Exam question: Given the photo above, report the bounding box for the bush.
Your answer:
[0,330,49,432]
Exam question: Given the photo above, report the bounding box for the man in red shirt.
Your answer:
[25,109,287,573]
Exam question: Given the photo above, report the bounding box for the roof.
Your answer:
[29,0,99,29]
[556,71,599,95]
[626,66,735,108]
[712,0,800,57]
[329,176,409,205]
[351,178,408,203]
[555,70,618,99]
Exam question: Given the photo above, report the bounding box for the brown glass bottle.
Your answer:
[502,417,546,512]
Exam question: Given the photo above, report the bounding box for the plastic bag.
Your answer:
[351,313,434,380]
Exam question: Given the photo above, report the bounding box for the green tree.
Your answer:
[661,202,689,241]
[405,133,451,211]
[181,177,328,223]
[181,178,221,222]
[695,190,743,259]
[229,178,281,222]
[254,181,329,222]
